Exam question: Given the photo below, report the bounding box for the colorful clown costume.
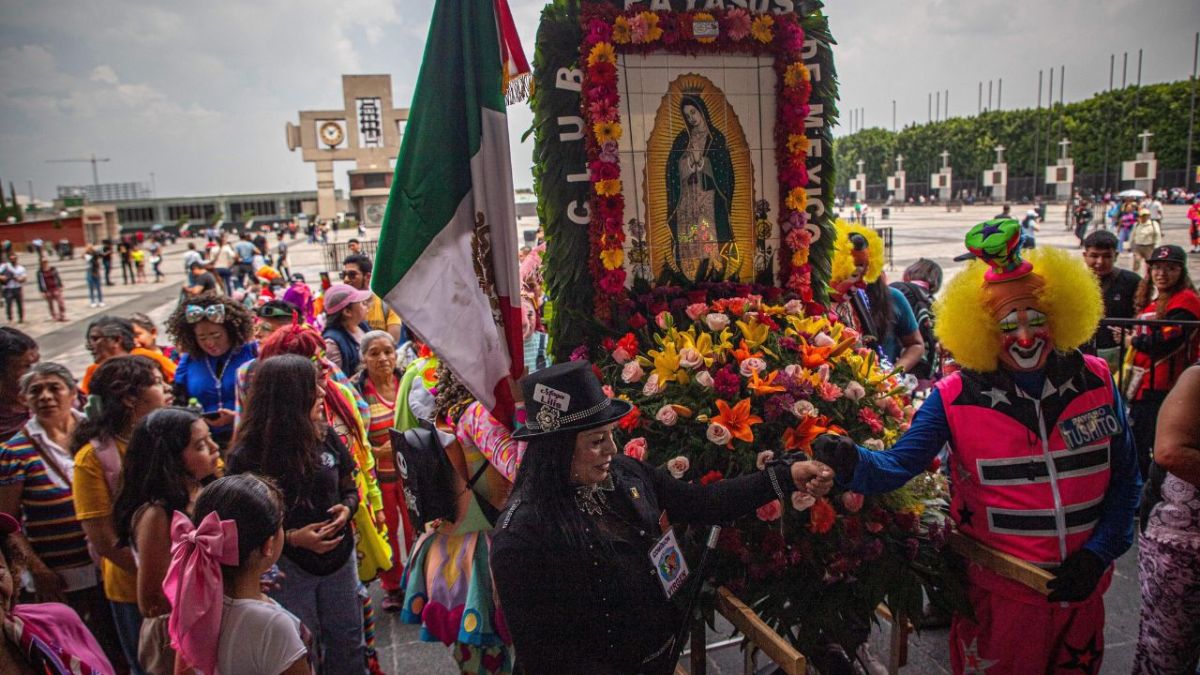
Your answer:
[817,221,1141,674]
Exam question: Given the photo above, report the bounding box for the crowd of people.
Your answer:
[0,206,1194,675]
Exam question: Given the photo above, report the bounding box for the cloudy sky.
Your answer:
[1,0,1197,202]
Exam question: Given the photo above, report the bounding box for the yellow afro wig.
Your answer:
[933,246,1103,372]
[830,219,885,286]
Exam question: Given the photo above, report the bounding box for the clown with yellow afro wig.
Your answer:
[934,218,1103,373]
[830,219,885,298]
[812,218,1140,674]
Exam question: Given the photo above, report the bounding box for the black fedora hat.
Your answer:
[512,361,633,440]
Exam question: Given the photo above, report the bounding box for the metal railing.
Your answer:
[873,226,894,269]
[323,240,378,272]
[1085,317,1200,396]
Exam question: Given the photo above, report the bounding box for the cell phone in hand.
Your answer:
[202,411,222,420]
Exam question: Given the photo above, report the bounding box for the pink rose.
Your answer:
[756,499,783,522]
[791,491,816,511]
[878,396,903,419]
[792,400,817,418]
[694,370,715,388]
[621,360,645,383]
[678,348,703,370]
[705,313,730,331]
[612,346,633,364]
[655,405,679,426]
[784,299,805,316]
[706,422,732,446]
[816,364,830,382]
[843,381,866,402]
[602,385,615,398]
[818,382,843,401]
[739,357,767,377]
[655,311,673,330]
[642,373,663,396]
[756,450,775,470]
[813,332,835,347]
[685,303,709,321]
[666,455,690,479]
[783,363,805,379]
[623,437,647,461]
[840,492,865,513]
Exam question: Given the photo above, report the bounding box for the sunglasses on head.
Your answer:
[257,305,296,319]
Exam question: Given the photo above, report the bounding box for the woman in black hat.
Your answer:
[491,361,834,674]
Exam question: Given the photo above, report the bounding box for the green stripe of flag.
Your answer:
[373,0,507,292]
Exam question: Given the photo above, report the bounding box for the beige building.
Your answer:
[286,75,409,226]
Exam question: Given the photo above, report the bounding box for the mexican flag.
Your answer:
[373,0,528,425]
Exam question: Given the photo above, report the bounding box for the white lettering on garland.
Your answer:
[558,116,585,142]
[556,68,582,92]
[804,103,824,129]
[567,171,590,183]
[622,0,794,13]
[568,200,591,225]
[801,38,818,60]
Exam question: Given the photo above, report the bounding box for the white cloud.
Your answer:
[1,0,1196,199]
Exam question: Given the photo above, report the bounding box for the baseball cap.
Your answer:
[323,283,372,315]
[1147,245,1186,266]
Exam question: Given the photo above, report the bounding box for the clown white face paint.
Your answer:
[996,308,1051,372]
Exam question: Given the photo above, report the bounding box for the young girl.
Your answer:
[112,407,222,673]
[163,474,311,675]
[71,355,173,674]
[228,355,364,671]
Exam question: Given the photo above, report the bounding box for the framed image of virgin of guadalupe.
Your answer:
[645,74,755,283]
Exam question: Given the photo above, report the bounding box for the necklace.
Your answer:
[203,352,232,411]
[574,475,615,515]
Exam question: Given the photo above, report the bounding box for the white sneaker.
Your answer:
[89,302,97,308]
[98,302,106,307]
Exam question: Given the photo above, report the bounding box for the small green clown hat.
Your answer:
[964,218,1031,281]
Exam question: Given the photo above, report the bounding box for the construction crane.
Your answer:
[45,154,111,190]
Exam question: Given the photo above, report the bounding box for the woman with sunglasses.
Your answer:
[166,295,256,450]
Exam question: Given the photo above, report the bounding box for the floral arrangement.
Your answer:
[594,294,965,653]
[579,3,818,322]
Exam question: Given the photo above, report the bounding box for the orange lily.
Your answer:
[730,340,763,364]
[782,415,844,452]
[711,398,763,447]
[797,339,833,369]
[747,370,786,396]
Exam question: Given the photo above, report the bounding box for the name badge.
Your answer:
[649,529,689,600]
[1056,405,1121,450]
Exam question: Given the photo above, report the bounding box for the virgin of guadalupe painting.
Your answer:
[645,75,754,283]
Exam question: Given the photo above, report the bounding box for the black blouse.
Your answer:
[491,455,796,675]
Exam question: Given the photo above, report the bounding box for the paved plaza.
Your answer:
[5,203,1196,673]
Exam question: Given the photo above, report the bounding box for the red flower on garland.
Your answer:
[700,470,724,485]
[809,498,836,534]
[618,404,641,432]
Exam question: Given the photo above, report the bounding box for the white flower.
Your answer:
[792,399,817,418]
[666,456,690,479]
[791,491,816,511]
[843,381,867,401]
[863,438,885,451]
[705,313,730,331]
[784,299,805,316]
[621,360,645,383]
[813,332,835,347]
[739,357,767,377]
[642,372,663,396]
[756,450,775,470]
[678,348,703,370]
[783,363,805,379]
[694,371,714,388]
[706,422,732,446]
[655,405,679,426]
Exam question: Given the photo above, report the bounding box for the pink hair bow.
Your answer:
[163,510,239,675]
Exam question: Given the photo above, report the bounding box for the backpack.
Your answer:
[890,281,938,380]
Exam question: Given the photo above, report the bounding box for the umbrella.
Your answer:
[1117,189,1146,199]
